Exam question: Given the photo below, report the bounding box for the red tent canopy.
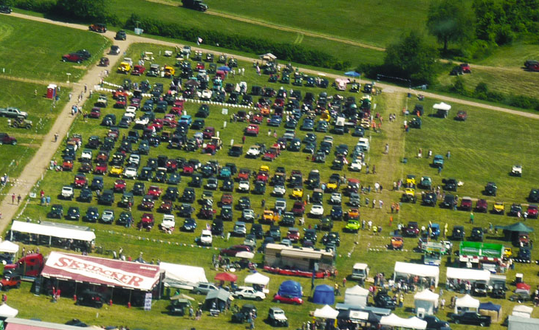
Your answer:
[214,272,238,282]
[516,282,531,291]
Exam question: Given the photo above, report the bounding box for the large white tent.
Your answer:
[0,304,18,318]
[10,221,96,243]
[508,315,539,330]
[314,305,339,319]
[380,314,427,330]
[394,262,440,287]
[414,289,439,316]
[446,267,491,282]
[245,272,270,293]
[344,285,369,308]
[0,241,19,254]
[513,305,534,318]
[455,294,480,314]
[160,262,208,289]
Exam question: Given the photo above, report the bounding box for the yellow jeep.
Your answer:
[117,62,131,74]
[164,65,175,77]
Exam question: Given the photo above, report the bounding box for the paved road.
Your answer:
[1,12,538,234]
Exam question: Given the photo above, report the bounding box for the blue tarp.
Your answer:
[312,284,335,305]
[278,280,302,298]
[344,71,361,78]
[479,302,501,312]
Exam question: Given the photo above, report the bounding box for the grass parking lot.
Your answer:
[4,42,539,330]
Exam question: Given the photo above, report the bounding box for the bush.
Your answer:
[15,0,55,13]
[124,14,344,70]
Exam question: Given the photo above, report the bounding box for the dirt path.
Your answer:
[1,12,539,233]
[0,16,133,233]
[0,75,70,88]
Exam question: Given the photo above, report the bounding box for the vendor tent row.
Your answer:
[393,262,507,288]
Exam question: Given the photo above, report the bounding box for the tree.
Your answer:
[56,0,108,21]
[383,30,439,84]
[427,0,474,51]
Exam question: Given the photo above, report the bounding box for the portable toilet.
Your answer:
[47,84,57,99]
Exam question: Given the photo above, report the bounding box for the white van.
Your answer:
[357,138,370,151]
[351,263,369,282]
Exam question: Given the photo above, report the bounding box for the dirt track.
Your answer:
[0,12,538,234]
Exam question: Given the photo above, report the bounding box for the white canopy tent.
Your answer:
[245,272,269,285]
[10,221,96,243]
[513,305,534,318]
[433,102,451,110]
[455,294,480,314]
[159,262,208,289]
[314,305,339,319]
[446,267,491,282]
[0,304,18,318]
[380,314,427,330]
[394,262,440,287]
[414,289,439,316]
[0,241,19,254]
[245,272,270,293]
[344,285,369,308]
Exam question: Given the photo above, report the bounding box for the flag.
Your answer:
[197,37,203,45]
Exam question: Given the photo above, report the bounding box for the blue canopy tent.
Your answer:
[312,284,335,305]
[479,302,502,323]
[218,66,231,72]
[344,71,361,78]
[278,280,302,298]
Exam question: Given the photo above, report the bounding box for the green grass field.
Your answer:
[203,0,431,48]
[0,15,109,82]
[108,0,384,68]
[0,78,70,197]
[6,41,539,329]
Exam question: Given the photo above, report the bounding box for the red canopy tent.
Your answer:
[214,272,238,282]
[516,282,531,291]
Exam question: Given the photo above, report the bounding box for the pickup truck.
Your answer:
[0,107,28,119]
[451,312,491,327]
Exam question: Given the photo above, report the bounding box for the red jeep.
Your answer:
[244,124,260,136]
[0,274,21,291]
[171,100,184,114]
[114,179,127,193]
[159,201,173,213]
[89,107,101,118]
[527,205,538,219]
[131,65,146,76]
[203,127,215,139]
[221,193,233,205]
[237,168,251,181]
[94,162,108,175]
[147,186,162,198]
[250,113,263,124]
[139,213,155,229]
[74,174,88,188]
[62,53,85,63]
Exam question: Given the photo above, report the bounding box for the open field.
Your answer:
[0,15,109,82]
[3,40,539,330]
[437,66,539,99]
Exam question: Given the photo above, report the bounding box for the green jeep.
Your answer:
[345,219,361,233]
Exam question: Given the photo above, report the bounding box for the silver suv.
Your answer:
[191,282,218,295]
